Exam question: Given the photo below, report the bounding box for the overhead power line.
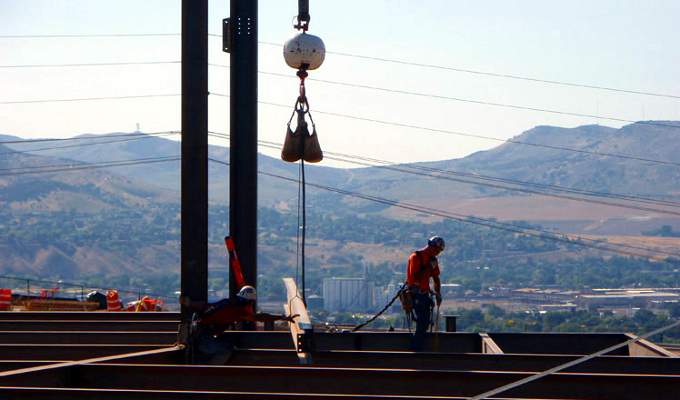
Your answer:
[0,156,179,177]
[223,66,680,131]
[211,93,680,168]
[1,149,676,259]
[8,128,679,215]
[257,41,680,100]
[211,132,680,257]
[0,131,178,145]
[0,61,180,69]
[0,131,180,157]
[210,131,680,219]
[0,94,179,105]
[2,33,676,100]
[0,33,179,38]
[207,157,680,260]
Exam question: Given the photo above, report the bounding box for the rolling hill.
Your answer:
[2,121,680,281]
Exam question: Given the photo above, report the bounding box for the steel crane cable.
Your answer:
[207,157,680,260]
[208,132,680,218]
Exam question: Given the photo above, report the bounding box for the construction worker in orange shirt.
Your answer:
[181,286,297,364]
[181,285,297,333]
[406,235,445,351]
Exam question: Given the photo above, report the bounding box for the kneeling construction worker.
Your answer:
[181,286,296,363]
[182,286,296,330]
[406,236,445,351]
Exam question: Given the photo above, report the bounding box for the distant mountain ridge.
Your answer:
[3,121,680,226]
[3,122,680,279]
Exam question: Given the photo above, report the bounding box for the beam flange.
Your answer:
[480,333,504,354]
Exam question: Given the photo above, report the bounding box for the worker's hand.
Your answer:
[435,292,442,306]
[283,314,300,323]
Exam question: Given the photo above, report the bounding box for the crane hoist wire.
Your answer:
[280,0,326,305]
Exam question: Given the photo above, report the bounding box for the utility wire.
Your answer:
[210,131,680,213]
[225,66,680,131]
[0,61,180,68]
[0,155,178,173]
[0,131,175,145]
[257,41,680,100]
[0,93,179,105]
[11,128,679,222]
[207,158,680,260]
[213,134,680,258]
[2,32,676,99]
[212,93,680,169]
[2,150,676,258]
[5,132,675,258]
[10,129,679,249]
[0,33,179,38]
[0,156,179,177]
[0,131,180,156]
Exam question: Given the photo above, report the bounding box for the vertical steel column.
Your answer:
[229,0,258,299]
[181,0,209,319]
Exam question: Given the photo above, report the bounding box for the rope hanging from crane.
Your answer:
[281,0,325,305]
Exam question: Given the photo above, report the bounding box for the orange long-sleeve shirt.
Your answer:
[406,250,440,292]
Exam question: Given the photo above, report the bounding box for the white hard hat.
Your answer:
[428,236,445,250]
[237,285,257,301]
[283,32,325,70]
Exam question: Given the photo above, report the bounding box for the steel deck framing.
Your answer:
[0,312,677,399]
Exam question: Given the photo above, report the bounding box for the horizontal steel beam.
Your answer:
[0,386,497,400]
[0,320,178,332]
[0,312,180,321]
[226,349,680,374]
[0,331,177,345]
[1,363,677,399]
[0,344,171,361]
[219,331,483,352]
[488,333,630,355]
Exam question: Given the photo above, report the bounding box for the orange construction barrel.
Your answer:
[106,290,122,311]
[0,288,12,311]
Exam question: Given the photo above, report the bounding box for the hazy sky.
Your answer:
[2,0,679,166]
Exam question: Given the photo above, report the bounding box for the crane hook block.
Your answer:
[283,32,325,71]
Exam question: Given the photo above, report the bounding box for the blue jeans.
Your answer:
[411,291,433,351]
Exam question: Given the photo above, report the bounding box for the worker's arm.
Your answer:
[406,253,419,284]
[433,275,442,306]
[252,312,299,323]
